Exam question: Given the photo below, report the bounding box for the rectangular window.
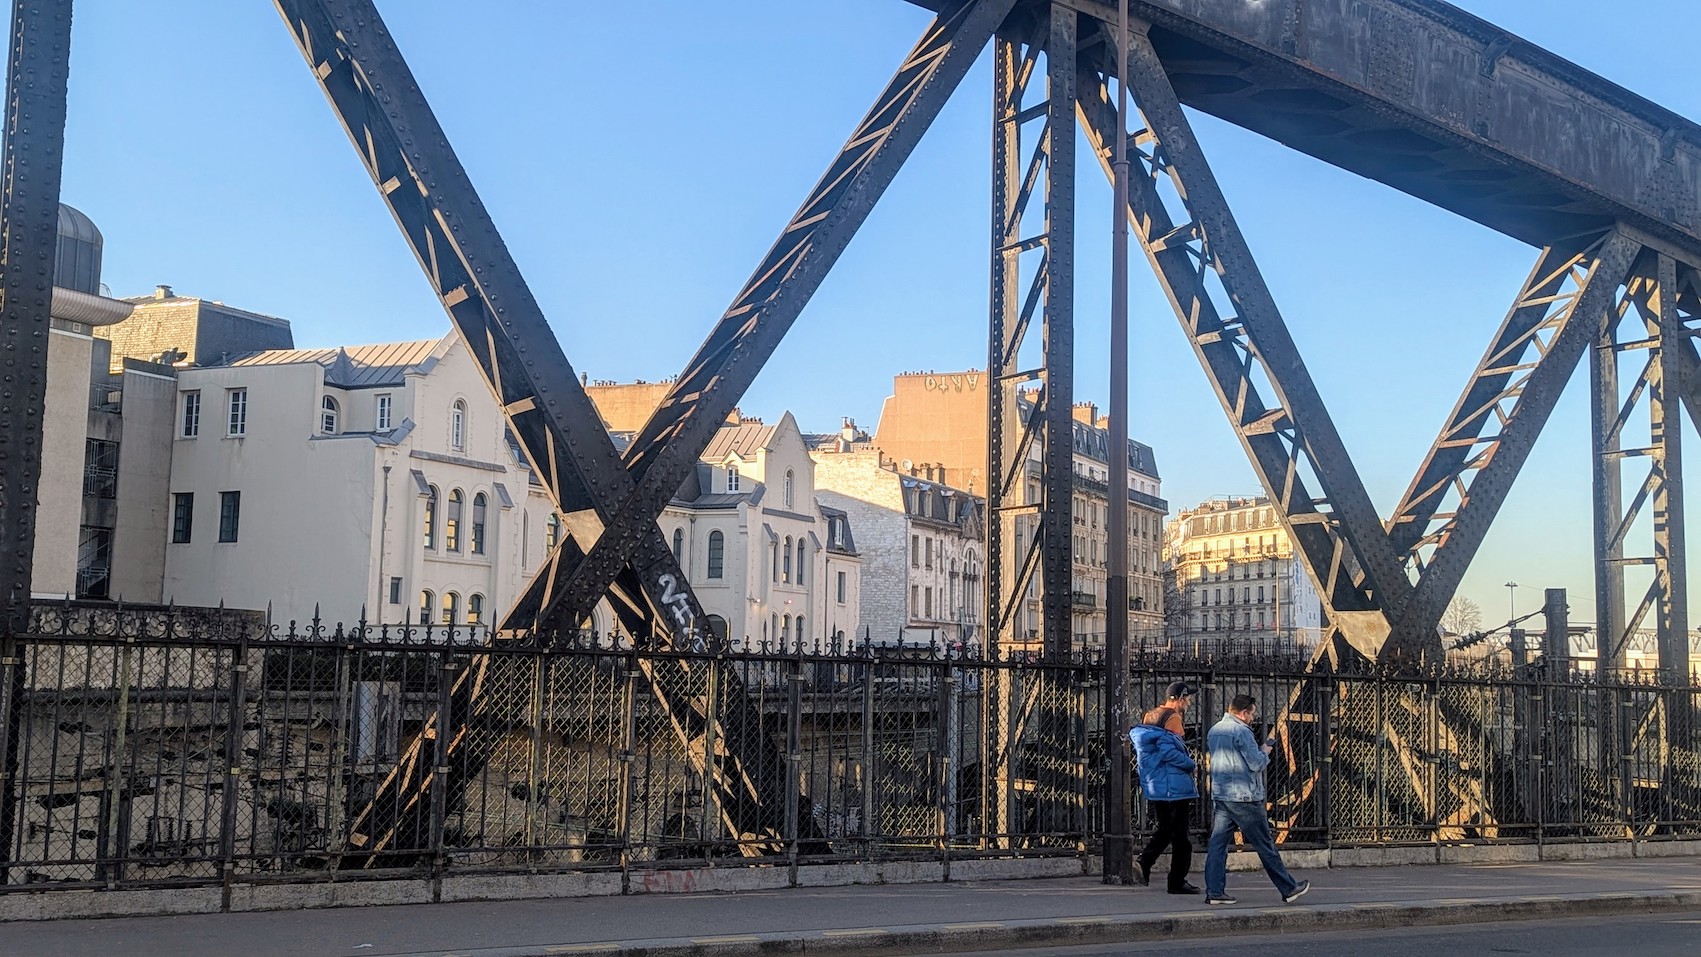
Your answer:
[911,535,919,567]
[389,577,403,604]
[226,388,247,436]
[376,393,393,431]
[181,391,201,437]
[171,492,193,544]
[83,439,119,499]
[925,538,932,569]
[218,491,241,543]
[837,571,846,604]
[925,587,933,619]
[911,584,919,618]
[726,466,740,493]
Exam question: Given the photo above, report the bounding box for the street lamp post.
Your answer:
[1505,581,1520,625]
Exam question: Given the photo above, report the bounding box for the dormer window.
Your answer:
[726,466,741,493]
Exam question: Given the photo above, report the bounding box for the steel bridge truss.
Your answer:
[5,0,1701,862]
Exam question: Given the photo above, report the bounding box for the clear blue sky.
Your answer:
[54,0,1701,633]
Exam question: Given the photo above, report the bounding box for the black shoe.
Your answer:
[1168,881,1201,895]
[1205,894,1237,905]
[1135,862,1151,887]
[1282,880,1311,904]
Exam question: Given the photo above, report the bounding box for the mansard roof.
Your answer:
[222,338,440,387]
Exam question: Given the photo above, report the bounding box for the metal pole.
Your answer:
[0,0,74,883]
[1102,0,1134,887]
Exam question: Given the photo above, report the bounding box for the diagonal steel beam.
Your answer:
[1110,29,1410,619]
[273,0,707,646]
[274,0,810,859]
[1078,26,1410,660]
[538,0,1020,628]
[1389,233,1640,638]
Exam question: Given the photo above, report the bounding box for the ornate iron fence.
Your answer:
[1,601,1698,896]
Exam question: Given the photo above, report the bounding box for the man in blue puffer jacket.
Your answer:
[1128,681,1201,894]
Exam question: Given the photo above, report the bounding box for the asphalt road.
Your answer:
[909,910,1701,957]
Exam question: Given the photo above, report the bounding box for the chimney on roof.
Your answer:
[154,284,174,300]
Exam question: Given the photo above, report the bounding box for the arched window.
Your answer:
[320,395,339,434]
[795,615,805,643]
[781,615,791,645]
[784,469,794,508]
[796,539,806,586]
[419,590,435,625]
[442,591,459,624]
[673,527,684,562]
[471,493,487,555]
[446,489,463,551]
[468,593,484,625]
[707,530,724,578]
[771,539,779,582]
[783,536,792,583]
[424,486,439,550]
[546,513,561,550]
[451,399,466,451]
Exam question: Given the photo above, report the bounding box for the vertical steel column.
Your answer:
[1591,274,1628,674]
[1651,254,1689,682]
[1039,4,1076,661]
[1101,0,1133,887]
[0,0,73,884]
[1592,252,1686,676]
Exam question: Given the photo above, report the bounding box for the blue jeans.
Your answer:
[1204,800,1299,897]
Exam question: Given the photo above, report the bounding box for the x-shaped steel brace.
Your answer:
[274,0,708,647]
[526,0,1021,631]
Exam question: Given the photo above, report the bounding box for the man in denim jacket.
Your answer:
[1202,694,1310,905]
[1128,681,1201,894]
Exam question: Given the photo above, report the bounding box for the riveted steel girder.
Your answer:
[909,0,1701,262]
[0,0,73,887]
[537,0,1020,629]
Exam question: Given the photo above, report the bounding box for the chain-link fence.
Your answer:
[3,602,1701,897]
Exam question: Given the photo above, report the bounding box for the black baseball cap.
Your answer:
[1166,681,1195,700]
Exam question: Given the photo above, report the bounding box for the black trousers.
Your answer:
[1138,798,1194,888]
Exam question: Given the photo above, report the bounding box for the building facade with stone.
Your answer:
[575,395,864,651]
[161,332,557,634]
[867,372,1166,651]
[1162,496,1325,650]
[811,443,983,651]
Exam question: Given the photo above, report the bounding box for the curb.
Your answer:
[377,889,1701,957]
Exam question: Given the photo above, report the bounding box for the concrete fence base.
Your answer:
[3,840,1699,922]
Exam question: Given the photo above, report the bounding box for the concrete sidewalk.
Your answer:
[6,857,1701,957]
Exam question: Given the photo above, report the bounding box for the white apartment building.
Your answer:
[162,332,557,633]
[641,412,862,651]
[1162,496,1324,650]
[811,443,983,651]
